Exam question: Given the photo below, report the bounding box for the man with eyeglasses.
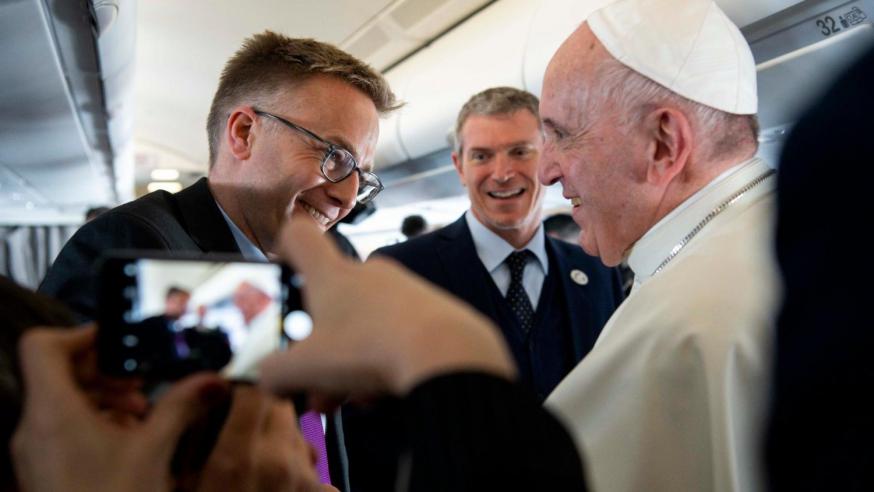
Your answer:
[39,31,399,490]
[40,30,397,322]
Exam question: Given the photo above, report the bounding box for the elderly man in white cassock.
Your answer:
[538,0,779,491]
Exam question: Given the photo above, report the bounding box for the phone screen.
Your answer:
[98,255,310,381]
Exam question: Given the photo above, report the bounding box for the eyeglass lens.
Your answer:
[357,173,380,204]
[324,149,355,181]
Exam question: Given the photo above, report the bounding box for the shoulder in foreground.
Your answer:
[627,231,779,342]
[71,190,178,246]
[109,189,176,219]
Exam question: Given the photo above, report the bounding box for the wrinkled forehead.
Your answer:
[542,24,611,122]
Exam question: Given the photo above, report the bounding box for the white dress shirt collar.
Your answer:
[215,201,268,262]
[465,210,548,274]
[627,157,774,287]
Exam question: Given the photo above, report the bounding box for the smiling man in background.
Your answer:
[376,87,622,400]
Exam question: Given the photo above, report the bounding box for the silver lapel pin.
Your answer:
[570,269,588,286]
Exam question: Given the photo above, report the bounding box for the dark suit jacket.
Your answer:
[39,177,240,321]
[373,215,623,362]
[38,177,351,491]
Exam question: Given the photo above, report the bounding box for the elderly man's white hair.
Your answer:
[583,0,760,158]
[586,57,760,160]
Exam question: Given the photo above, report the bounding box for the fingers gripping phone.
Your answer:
[97,252,312,382]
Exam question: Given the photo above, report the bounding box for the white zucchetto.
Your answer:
[587,0,758,114]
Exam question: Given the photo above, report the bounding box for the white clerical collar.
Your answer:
[215,201,268,262]
[465,210,549,274]
[627,157,774,286]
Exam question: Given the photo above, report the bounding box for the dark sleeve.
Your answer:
[343,398,406,492]
[401,372,588,491]
[38,211,169,321]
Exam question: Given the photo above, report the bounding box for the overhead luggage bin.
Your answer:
[745,0,874,163]
[0,0,136,224]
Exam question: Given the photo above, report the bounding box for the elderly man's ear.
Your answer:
[644,107,693,187]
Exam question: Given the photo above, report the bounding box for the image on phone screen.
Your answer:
[99,256,310,381]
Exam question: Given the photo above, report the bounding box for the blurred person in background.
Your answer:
[399,214,427,240]
[84,206,110,222]
[223,280,279,379]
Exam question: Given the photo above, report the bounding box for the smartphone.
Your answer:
[96,252,311,382]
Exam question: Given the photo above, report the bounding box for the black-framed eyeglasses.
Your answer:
[253,109,383,204]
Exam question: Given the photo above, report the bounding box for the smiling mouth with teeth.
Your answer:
[299,201,332,226]
[488,188,525,199]
[570,197,582,207]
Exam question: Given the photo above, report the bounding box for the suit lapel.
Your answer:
[171,177,240,254]
[435,216,500,319]
[546,237,594,361]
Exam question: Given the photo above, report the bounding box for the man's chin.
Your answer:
[483,217,526,231]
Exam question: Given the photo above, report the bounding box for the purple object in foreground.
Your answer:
[299,411,331,484]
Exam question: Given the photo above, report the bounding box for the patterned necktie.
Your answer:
[505,250,535,334]
[299,411,331,484]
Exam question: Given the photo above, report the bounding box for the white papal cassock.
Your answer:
[546,157,780,492]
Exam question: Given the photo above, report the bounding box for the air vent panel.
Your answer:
[391,0,452,30]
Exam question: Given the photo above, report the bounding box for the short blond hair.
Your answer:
[454,87,540,153]
[206,31,401,166]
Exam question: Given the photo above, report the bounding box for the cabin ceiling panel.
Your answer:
[0,0,115,221]
[135,0,397,170]
[14,161,112,208]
